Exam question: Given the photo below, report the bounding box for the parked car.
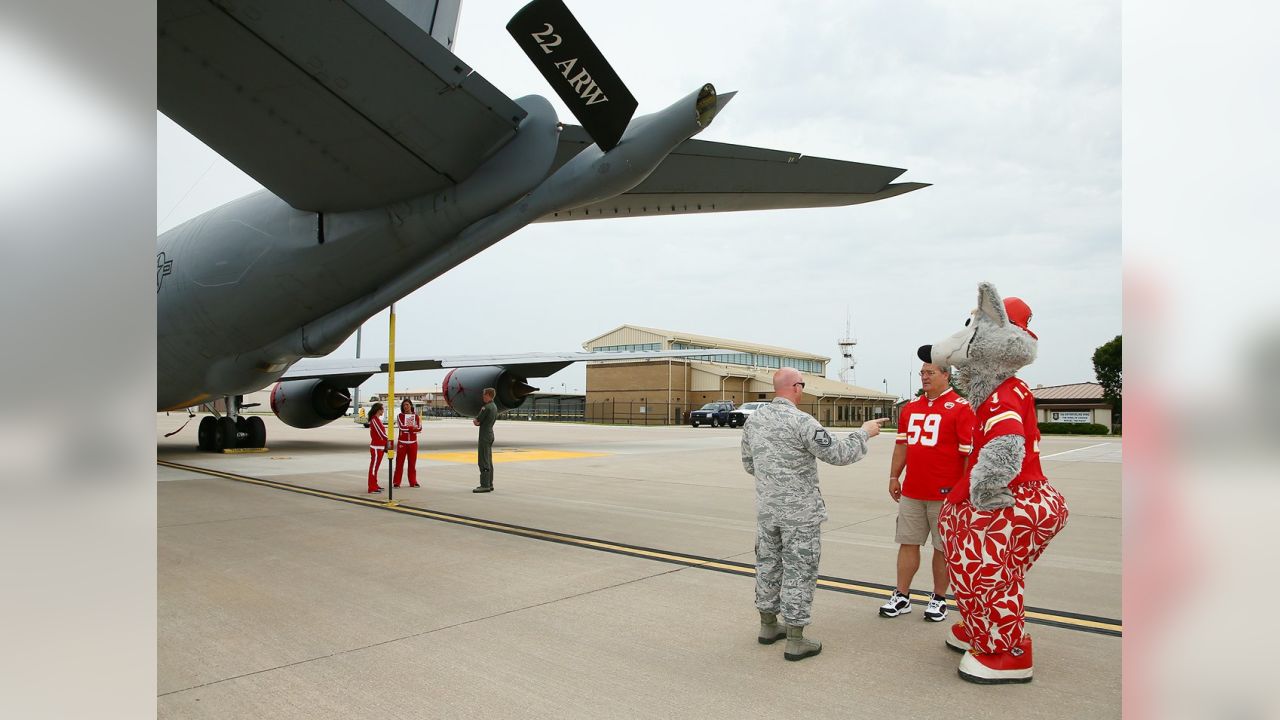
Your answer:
[726,401,769,428]
[689,401,736,427]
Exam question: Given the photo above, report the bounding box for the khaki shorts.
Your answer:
[895,497,944,551]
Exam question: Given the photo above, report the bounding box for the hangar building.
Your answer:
[582,325,897,426]
[1031,382,1114,429]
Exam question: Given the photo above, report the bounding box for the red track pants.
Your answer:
[939,481,1068,654]
[394,442,418,487]
[367,447,385,492]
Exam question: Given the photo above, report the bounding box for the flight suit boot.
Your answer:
[783,624,822,661]
[758,612,786,645]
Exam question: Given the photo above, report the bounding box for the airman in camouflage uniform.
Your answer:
[741,367,888,660]
[472,388,497,493]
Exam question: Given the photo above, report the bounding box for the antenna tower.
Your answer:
[837,308,857,385]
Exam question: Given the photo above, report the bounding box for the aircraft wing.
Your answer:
[536,126,928,221]
[159,0,526,213]
[280,349,735,388]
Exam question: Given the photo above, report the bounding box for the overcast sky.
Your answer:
[157,0,1119,400]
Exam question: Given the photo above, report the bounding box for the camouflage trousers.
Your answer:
[754,522,822,626]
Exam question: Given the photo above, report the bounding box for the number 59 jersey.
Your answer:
[896,388,976,501]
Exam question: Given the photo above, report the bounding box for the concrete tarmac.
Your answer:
[158,414,1121,719]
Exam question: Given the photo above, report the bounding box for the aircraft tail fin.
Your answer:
[385,0,463,50]
[506,0,638,151]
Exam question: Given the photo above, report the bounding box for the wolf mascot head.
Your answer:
[917,281,1038,511]
[918,281,1037,407]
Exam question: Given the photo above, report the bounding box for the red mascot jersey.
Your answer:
[947,377,1046,506]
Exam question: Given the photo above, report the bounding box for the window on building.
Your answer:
[593,343,661,353]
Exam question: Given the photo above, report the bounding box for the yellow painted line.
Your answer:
[809,580,1120,633]
[421,448,607,464]
[819,578,901,595]
[1024,610,1120,632]
[157,459,1121,637]
[159,461,397,510]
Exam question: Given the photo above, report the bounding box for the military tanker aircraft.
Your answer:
[158,0,926,451]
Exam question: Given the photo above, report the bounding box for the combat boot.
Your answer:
[758,612,786,645]
[783,624,821,661]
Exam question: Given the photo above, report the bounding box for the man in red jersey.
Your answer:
[919,284,1068,685]
[879,362,975,622]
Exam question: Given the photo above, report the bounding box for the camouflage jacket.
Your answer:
[741,397,871,526]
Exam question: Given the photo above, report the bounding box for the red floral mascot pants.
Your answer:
[938,481,1068,654]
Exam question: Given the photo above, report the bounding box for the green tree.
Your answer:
[1092,335,1122,426]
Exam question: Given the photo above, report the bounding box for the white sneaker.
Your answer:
[923,594,948,622]
[878,590,912,617]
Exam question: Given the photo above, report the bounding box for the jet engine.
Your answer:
[270,378,352,429]
[442,366,537,417]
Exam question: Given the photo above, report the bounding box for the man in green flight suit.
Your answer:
[472,387,497,493]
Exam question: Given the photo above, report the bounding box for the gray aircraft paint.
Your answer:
[156,0,924,416]
[158,86,729,410]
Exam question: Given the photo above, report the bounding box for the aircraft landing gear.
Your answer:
[197,415,217,451]
[219,416,237,449]
[246,416,266,448]
[196,395,267,451]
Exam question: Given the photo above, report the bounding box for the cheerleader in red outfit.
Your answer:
[367,403,388,493]
[393,399,422,488]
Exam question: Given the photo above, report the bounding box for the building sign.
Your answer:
[1050,411,1091,424]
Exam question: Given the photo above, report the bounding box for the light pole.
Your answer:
[352,325,362,411]
[385,304,397,506]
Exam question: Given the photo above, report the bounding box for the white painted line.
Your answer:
[1041,442,1112,460]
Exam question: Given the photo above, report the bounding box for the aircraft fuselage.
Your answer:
[156,95,563,410]
[157,86,724,410]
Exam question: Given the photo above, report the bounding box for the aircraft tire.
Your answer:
[197,416,216,451]
[217,416,237,450]
[246,416,266,449]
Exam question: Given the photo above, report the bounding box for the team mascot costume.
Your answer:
[918,282,1069,684]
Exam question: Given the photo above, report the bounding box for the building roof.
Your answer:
[1030,382,1105,401]
[583,324,829,362]
[694,362,897,401]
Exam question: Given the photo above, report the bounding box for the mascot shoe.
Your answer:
[945,622,971,653]
[957,635,1034,684]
